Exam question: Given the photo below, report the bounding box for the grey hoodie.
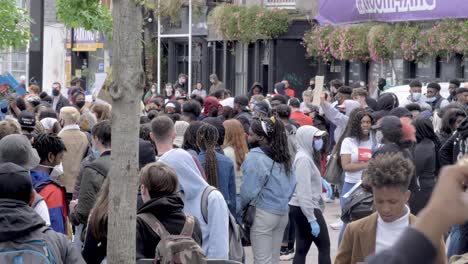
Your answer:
[289,126,325,222]
[321,99,361,143]
[159,149,229,259]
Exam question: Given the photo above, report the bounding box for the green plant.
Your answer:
[145,0,203,24]
[340,24,371,61]
[368,24,392,62]
[56,0,113,37]
[425,19,466,60]
[0,0,31,49]
[210,4,290,43]
[303,25,334,62]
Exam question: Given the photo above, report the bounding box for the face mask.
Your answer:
[412,93,422,101]
[76,101,85,109]
[426,97,436,103]
[91,148,101,159]
[313,138,324,151]
[451,90,457,97]
[38,163,63,178]
[165,89,172,96]
[309,83,315,90]
[376,130,384,144]
[52,89,60,96]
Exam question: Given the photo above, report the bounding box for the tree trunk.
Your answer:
[107,0,144,263]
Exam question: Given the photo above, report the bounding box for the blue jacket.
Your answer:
[198,151,236,215]
[240,148,296,216]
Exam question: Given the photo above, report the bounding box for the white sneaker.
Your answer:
[279,249,295,261]
[329,219,343,230]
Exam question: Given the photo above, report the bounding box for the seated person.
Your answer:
[335,153,446,264]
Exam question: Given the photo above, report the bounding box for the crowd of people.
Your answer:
[0,74,467,264]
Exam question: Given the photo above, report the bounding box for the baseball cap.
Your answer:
[314,129,327,137]
[0,134,40,170]
[372,115,401,131]
[18,111,36,129]
[234,95,250,111]
[254,101,271,116]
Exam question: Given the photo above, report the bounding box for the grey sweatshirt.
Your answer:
[289,126,325,221]
[321,100,360,143]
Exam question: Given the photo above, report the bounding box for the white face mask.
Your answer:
[39,163,63,180]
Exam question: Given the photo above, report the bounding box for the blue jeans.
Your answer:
[448,225,461,259]
[338,182,357,246]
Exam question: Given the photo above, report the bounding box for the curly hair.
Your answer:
[197,123,219,187]
[33,133,67,163]
[251,117,292,174]
[346,108,373,141]
[363,152,414,190]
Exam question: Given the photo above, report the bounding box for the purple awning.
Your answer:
[316,0,468,25]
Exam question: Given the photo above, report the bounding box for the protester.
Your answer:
[300,90,313,111]
[321,96,361,144]
[233,95,253,133]
[0,162,85,263]
[209,74,225,95]
[31,134,69,235]
[401,80,432,111]
[222,119,248,196]
[192,81,207,99]
[150,116,175,158]
[282,80,295,98]
[252,100,271,119]
[18,110,37,140]
[274,82,287,97]
[197,123,236,215]
[0,119,21,140]
[51,82,70,113]
[289,98,313,127]
[90,103,111,122]
[69,120,111,236]
[409,118,440,215]
[335,153,447,264]
[58,107,89,194]
[426,82,449,111]
[335,86,353,107]
[202,96,223,119]
[249,82,264,98]
[240,117,296,264]
[173,120,189,148]
[275,104,298,162]
[0,134,51,225]
[439,109,466,146]
[182,121,203,156]
[448,79,461,102]
[455,87,468,108]
[174,73,188,92]
[307,77,315,91]
[160,149,230,259]
[289,126,331,264]
[351,88,371,110]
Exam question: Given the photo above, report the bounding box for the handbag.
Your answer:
[241,161,275,246]
[324,147,343,185]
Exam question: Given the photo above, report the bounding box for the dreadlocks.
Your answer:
[251,117,292,174]
[197,123,219,187]
[33,133,67,163]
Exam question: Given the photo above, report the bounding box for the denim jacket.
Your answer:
[240,148,296,216]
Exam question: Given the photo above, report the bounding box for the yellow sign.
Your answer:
[66,43,104,51]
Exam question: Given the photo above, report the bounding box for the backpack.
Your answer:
[0,226,56,264]
[138,213,206,264]
[341,185,375,223]
[201,186,244,262]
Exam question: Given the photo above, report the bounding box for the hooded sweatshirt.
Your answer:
[0,199,85,263]
[274,82,286,96]
[289,126,325,221]
[321,99,361,143]
[159,149,229,259]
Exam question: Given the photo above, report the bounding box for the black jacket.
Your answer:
[235,111,253,134]
[54,95,70,113]
[0,199,85,263]
[439,117,468,167]
[136,194,203,260]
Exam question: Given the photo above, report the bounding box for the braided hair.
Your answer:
[33,133,67,163]
[250,116,292,174]
[197,123,219,187]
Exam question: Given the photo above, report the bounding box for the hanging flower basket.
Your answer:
[368,24,392,62]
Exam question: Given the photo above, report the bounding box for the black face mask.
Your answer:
[76,101,85,109]
[52,89,60,96]
[309,84,315,89]
[451,90,457,97]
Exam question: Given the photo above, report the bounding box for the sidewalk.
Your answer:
[244,200,342,263]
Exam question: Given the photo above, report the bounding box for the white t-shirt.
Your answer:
[34,200,51,226]
[340,137,372,183]
[375,205,410,253]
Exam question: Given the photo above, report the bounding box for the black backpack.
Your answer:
[341,185,375,223]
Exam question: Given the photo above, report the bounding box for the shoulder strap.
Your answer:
[180,215,195,237]
[137,213,170,240]
[201,186,217,224]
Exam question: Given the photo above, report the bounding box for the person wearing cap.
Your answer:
[0,162,85,263]
[18,111,37,141]
[289,98,313,127]
[58,107,89,194]
[455,87,468,109]
[401,80,432,112]
[253,101,271,119]
[51,82,70,114]
[233,95,253,134]
[289,125,331,264]
[0,134,51,226]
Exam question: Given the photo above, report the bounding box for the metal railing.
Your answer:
[264,0,296,9]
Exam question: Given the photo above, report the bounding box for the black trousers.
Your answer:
[290,205,331,264]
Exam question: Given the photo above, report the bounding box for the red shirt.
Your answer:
[290,111,313,127]
[285,88,295,98]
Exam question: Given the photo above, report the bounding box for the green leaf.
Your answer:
[0,0,31,49]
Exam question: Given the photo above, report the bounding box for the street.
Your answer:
[244,200,341,263]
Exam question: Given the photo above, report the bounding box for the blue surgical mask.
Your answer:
[91,148,101,159]
[426,96,436,103]
[313,138,324,151]
[412,93,422,101]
